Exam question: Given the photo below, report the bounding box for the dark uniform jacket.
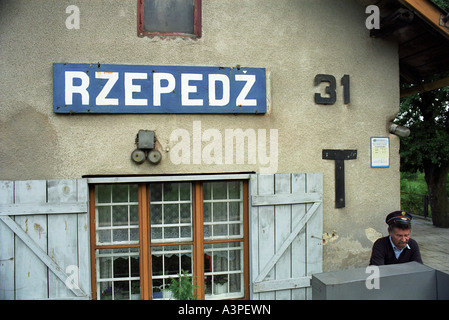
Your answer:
[369,236,423,266]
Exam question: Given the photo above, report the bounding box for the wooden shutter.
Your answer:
[250,173,323,300]
[0,179,90,300]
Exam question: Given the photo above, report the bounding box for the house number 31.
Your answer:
[314,74,350,105]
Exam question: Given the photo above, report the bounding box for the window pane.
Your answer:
[203,181,243,240]
[204,202,211,222]
[164,183,178,201]
[203,183,212,200]
[180,203,191,221]
[130,185,138,202]
[151,245,193,300]
[229,273,242,294]
[97,206,111,227]
[228,182,240,199]
[143,0,194,34]
[152,227,162,240]
[213,202,227,222]
[180,183,191,200]
[130,228,139,242]
[150,183,162,202]
[204,225,211,238]
[97,185,111,203]
[99,281,113,300]
[204,242,244,299]
[112,281,130,300]
[229,202,241,221]
[112,184,129,202]
[150,204,162,225]
[164,204,179,224]
[213,224,227,237]
[97,248,140,300]
[98,230,111,243]
[229,223,242,237]
[95,184,139,245]
[130,205,139,225]
[212,182,227,199]
[112,206,128,226]
[113,229,129,243]
[113,255,131,278]
[164,226,179,239]
[181,226,191,238]
[150,183,192,243]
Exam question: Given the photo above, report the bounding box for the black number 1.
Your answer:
[341,74,350,104]
[314,74,350,105]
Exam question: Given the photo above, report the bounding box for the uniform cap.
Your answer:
[386,211,412,225]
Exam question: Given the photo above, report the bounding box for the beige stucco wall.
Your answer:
[0,0,400,271]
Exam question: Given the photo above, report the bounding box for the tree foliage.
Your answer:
[396,87,449,172]
[431,0,449,11]
[395,84,449,227]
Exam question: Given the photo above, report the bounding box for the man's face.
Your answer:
[389,227,411,250]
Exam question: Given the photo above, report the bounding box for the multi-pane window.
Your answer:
[137,0,202,38]
[96,248,140,300]
[95,185,139,245]
[204,242,244,298]
[150,183,192,244]
[90,180,248,300]
[204,182,244,241]
[203,182,245,299]
[149,183,194,299]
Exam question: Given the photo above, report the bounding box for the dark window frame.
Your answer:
[137,0,202,38]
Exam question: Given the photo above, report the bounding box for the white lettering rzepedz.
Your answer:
[54,63,267,114]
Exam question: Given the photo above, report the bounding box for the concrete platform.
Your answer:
[411,217,449,274]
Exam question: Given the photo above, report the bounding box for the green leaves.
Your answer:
[395,85,449,172]
[167,270,199,300]
[432,0,449,11]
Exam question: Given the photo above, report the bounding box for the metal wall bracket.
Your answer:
[322,149,357,208]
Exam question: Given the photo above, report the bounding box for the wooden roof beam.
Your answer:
[398,0,449,39]
[370,7,414,38]
[400,75,449,97]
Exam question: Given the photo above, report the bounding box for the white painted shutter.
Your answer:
[0,179,90,300]
[250,173,323,300]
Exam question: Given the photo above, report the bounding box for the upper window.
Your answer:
[90,180,249,300]
[137,0,202,38]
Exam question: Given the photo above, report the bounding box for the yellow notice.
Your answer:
[371,137,389,168]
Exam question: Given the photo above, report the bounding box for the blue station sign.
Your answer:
[53,63,267,114]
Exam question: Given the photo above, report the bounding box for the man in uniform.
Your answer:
[369,211,423,265]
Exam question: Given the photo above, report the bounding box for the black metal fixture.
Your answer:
[322,149,357,208]
[131,130,162,165]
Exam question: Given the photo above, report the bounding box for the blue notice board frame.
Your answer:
[53,63,267,114]
[370,137,390,168]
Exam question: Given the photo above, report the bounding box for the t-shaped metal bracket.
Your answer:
[322,149,357,208]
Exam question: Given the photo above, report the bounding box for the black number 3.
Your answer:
[314,74,350,105]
